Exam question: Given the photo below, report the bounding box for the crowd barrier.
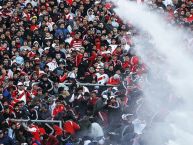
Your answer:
[9,119,62,128]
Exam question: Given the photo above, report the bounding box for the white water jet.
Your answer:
[110,0,193,145]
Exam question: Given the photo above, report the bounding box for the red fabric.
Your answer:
[31,89,38,97]
[23,12,31,21]
[88,52,97,65]
[95,38,101,51]
[102,54,111,62]
[122,60,130,70]
[53,125,63,136]
[185,15,193,23]
[30,24,39,31]
[105,3,112,9]
[131,65,138,72]
[59,74,67,83]
[70,31,75,36]
[76,54,83,67]
[114,15,122,24]
[105,15,111,21]
[97,75,106,82]
[28,51,36,59]
[112,49,122,56]
[53,104,65,117]
[11,90,17,99]
[63,120,80,135]
[0,47,6,51]
[16,91,25,100]
[39,128,46,135]
[66,0,73,5]
[12,89,31,104]
[107,77,121,85]
[130,56,139,65]
[30,125,41,141]
[8,105,14,113]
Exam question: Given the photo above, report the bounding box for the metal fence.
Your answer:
[31,82,119,88]
[9,119,62,128]
[59,82,119,87]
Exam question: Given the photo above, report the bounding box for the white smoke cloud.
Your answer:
[110,0,193,145]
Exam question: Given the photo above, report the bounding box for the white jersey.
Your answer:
[47,61,58,71]
[96,73,109,84]
[17,90,27,104]
[109,44,118,54]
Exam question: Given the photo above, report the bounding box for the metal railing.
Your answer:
[32,82,119,87]
[9,119,62,128]
[59,82,119,87]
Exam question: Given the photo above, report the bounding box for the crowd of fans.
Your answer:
[0,0,192,145]
[147,0,193,30]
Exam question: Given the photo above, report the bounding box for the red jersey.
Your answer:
[63,120,80,135]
